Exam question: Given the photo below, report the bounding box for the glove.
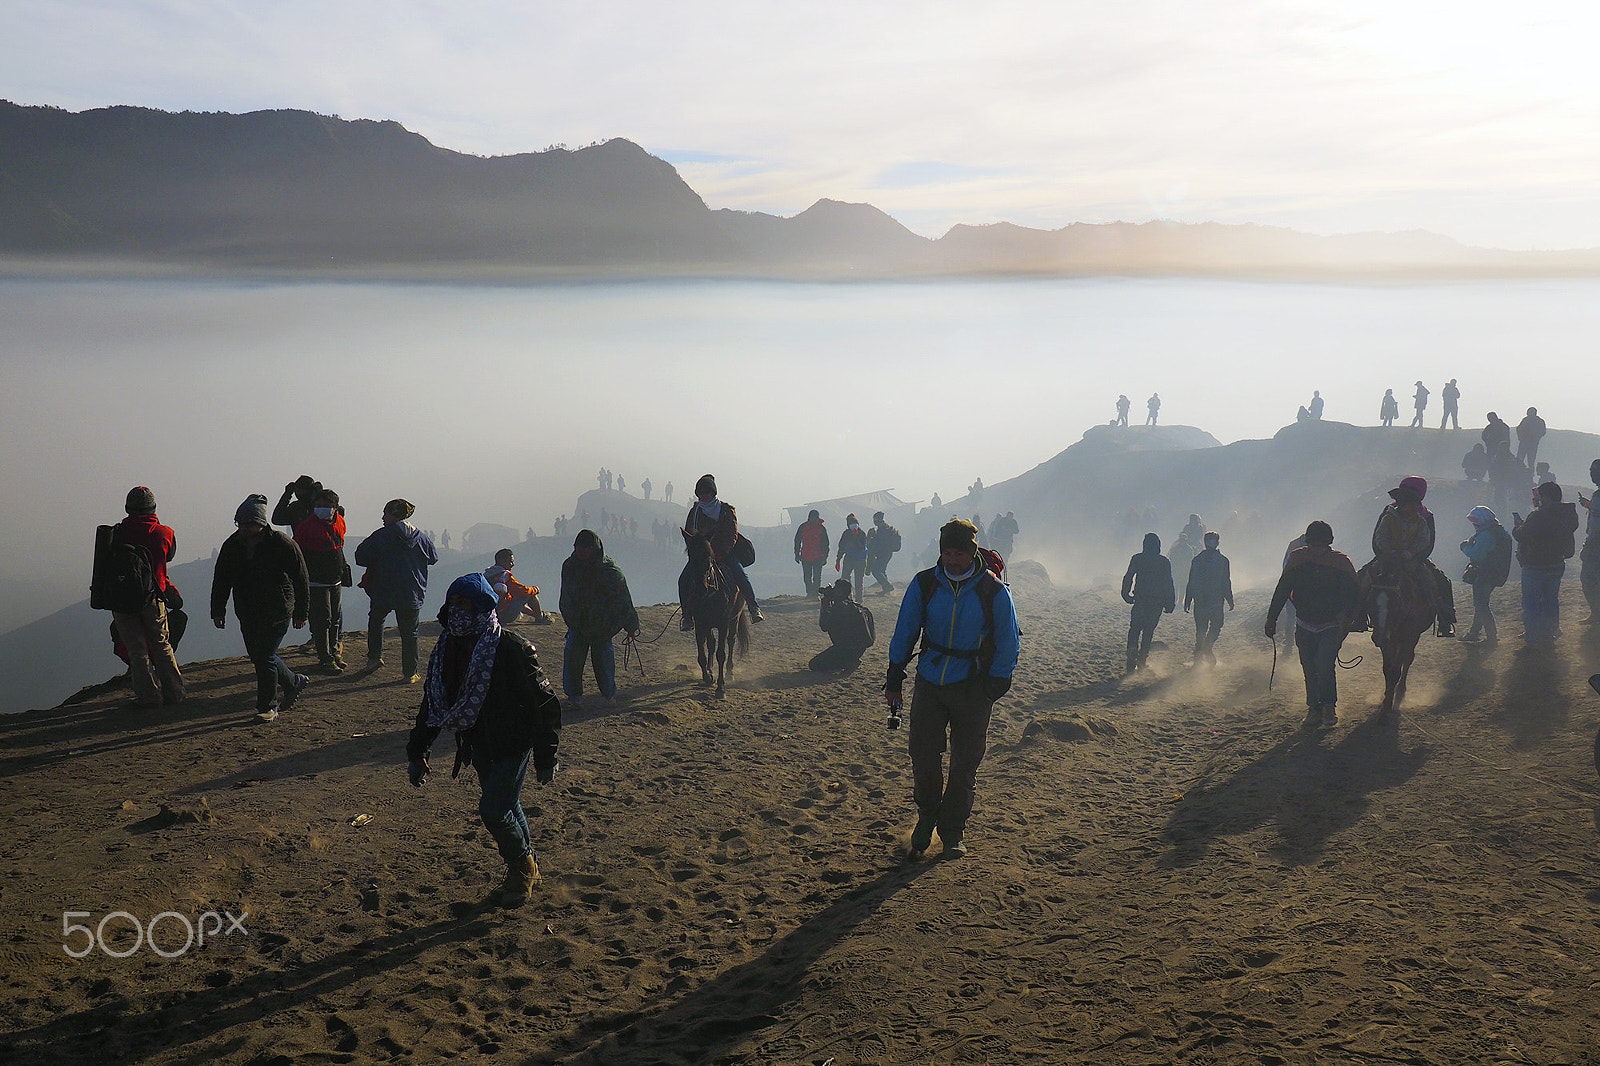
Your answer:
[982,675,1012,702]
[407,759,429,787]
[885,662,907,690]
[1264,620,1276,640]
[536,763,556,786]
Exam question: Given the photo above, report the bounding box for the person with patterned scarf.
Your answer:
[405,574,562,907]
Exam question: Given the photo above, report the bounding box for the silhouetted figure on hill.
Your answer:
[989,511,1020,562]
[1379,389,1399,427]
[1409,381,1429,428]
[440,529,451,551]
[641,477,652,500]
[1308,390,1324,420]
[106,485,186,707]
[969,478,984,506]
[616,475,625,495]
[929,492,942,512]
[212,494,309,722]
[1482,412,1511,455]
[1121,533,1175,673]
[1115,394,1131,427]
[1490,445,1526,514]
[1440,379,1460,429]
[1184,531,1233,666]
[1462,443,1489,482]
[1516,407,1546,471]
[1146,393,1161,426]
[1536,462,1555,486]
[664,482,674,504]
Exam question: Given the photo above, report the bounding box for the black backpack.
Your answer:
[91,524,157,614]
[880,525,902,554]
[1482,525,1514,588]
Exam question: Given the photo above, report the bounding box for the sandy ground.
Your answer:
[3,570,1600,1065]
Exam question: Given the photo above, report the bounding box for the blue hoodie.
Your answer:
[354,520,439,611]
[888,565,1020,685]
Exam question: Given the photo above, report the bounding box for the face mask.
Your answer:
[314,507,335,520]
[446,604,489,637]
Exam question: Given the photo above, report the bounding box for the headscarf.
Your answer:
[1468,505,1496,527]
[423,574,502,732]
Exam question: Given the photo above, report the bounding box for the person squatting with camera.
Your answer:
[883,518,1021,860]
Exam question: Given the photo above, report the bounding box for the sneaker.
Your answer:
[942,838,968,858]
[255,705,279,722]
[908,814,937,858]
[1436,622,1455,638]
[1301,707,1322,730]
[405,673,422,684]
[280,673,309,713]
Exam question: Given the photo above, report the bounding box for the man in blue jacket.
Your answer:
[884,518,1021,860]
[354,498,439,681]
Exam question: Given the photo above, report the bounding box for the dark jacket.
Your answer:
[1514,503,1579,569]
[211,528,310,625]
[1268,546,1359,630]
[1483,418,1511,453]
[559,534,640,640]
[836,524,868,564]
[685,501,738,560]
[293,512,348,586]
[820,596,875,653]
[272,486,316,530]
[1121,551,1175,608]
[1184,548,1233,610]
[1515,414,1547,444]
[353,520,438,611]
[405,631,561,773]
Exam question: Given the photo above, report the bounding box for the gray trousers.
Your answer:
[908,676,995,843]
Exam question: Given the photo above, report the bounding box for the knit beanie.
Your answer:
[939,518,980,554]
[695,474,717,498]
[125,486,157,515]
[235,494,270,527]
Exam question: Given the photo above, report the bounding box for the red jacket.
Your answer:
[118,513,176,592]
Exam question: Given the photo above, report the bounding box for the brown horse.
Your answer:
[1363,558,1435,714]
[681,530,751,695]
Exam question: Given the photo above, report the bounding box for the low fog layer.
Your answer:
[3,273,1596,633]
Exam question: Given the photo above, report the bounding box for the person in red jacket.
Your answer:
[793,509,830,597]
[114,486,185,707]
[293,488,349,672]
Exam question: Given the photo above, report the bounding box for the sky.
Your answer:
[5,0,1600,249]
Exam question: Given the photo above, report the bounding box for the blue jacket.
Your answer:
[354,520,438,611]
[888,565,1020,685]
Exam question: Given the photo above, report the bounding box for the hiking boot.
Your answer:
[680,616,694,632]
[908,814,937,858]
[255,705,279,722]
[1301,706,1322,730]
[942,837,967,858]
[496,855,541,907]
[1322,705,1339,728]
[280,673,309,712]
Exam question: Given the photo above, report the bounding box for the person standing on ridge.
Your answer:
[1121,532,1175,673]
[211,494,310,722]
[1379,389,1399,427]
[1115,394,1131,427]
[793,509,830,597]
[1308,390,1324,420]
[1515,407,1547,473]
[1483,411,1511,455]
[989,511,1020,563]
[1146,392,1161,426]
[1184,531,1233,666]
[1440,379,1461,429]
[108,486,185,707]
[1409,381,1429,427]
[293,487,349,672]
[354,498,439,681]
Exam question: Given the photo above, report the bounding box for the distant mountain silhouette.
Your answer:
[4,101,1600,276]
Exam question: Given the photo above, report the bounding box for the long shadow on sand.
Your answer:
[1436,641,1499,713]
[0,910,494,1066]
[1161,712,1430,868]
[546,861,936,1065]
[1488,645,1571,749]
[171,728,410,794]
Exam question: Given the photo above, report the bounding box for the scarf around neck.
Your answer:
[696,498,723,524]
[423,606,503,731]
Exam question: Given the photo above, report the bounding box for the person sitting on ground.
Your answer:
[558,529,639,709]
[405,573,562,908]
[810,578,876,673]
[1265,521,1359,729]
[1462,443,1489,482]
[1354,475,1456,637]
[484,548,551,626]
[678,473,762,629]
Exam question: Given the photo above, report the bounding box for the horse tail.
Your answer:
[735,610,752,658]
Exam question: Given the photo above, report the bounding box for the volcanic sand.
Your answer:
[3,570,1600,1065]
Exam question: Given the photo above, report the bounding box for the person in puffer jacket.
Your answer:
[884,518,1020,861]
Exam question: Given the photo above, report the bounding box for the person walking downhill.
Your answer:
[1121,532,1175,673]
[558,529,639,710]
[354,499,438,681]
[884,519,1020,860]
[211,494,310,722]
[1264,521,1360,729]
[1183,531,1233,666]
[1512,481,1578,647]
[793,509,830,597]
[108,486,186,707]
[293,487,349,672]
[1459,506,1512,645]
[405,573,562,908]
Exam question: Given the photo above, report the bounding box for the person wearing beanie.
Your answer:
[354,498,438,680]
[558,530,639,709]
[272,474,322,530]
[211,494,311,721]
[406,573,563,908]
[793,509,830,598]
[1512,480,1579,646]
[292,487,349,672]
[678,474,762,628]
[110,486,185,707]
[835,513,868,602]
[884,518,1021,859]
[866,510,902,596]
[1265,521,1360,729]
[1121,532,1176,673]
[1459,505,1512,644]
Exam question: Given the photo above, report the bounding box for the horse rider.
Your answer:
[678,473,763,630]
[1354,475,1456,637]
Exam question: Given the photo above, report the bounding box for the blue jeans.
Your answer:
[475,748,534,863]
[240,617,293,712]
[563,630,616,700]
[1521,564,1563,644]
[1295,625,1345,709]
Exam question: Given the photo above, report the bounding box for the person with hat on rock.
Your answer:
[1409,381,1429,428]
[354,498,439,680]
[884,518,1020,859]
[405,573,562,907]
[678,474,762,628]
[1265,521,1360,728]
[110,486,186,707]
[558,529,640,709]
[1121,532,1176,673]
[793,509,830,597]
[211,494,310,722]
[1354,475,1456,636]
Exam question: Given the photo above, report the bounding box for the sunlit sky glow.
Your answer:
[5,0,1600,247]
